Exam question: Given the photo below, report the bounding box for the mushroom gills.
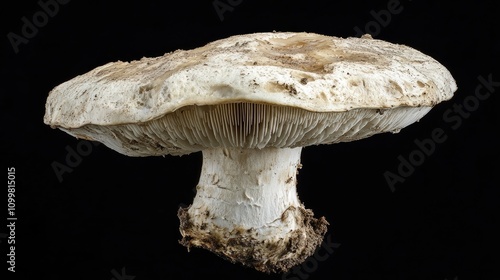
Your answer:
[63,102,432,157]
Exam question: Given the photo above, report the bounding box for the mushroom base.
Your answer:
[178,205,328,273]
[177,147,328,273]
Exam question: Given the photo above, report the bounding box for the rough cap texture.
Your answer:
[43,32,457,156]
[44,32,456,127]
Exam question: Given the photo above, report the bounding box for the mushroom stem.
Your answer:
[178,147,328,273]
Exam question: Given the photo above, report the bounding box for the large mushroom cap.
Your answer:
[44,32,457,156]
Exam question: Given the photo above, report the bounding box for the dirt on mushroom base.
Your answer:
[177,205,328,273]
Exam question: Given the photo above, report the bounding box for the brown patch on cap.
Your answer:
[257,34,384,74]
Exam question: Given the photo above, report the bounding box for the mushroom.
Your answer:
[43,32,457,273]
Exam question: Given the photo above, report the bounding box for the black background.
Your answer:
[1,0,499,279]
